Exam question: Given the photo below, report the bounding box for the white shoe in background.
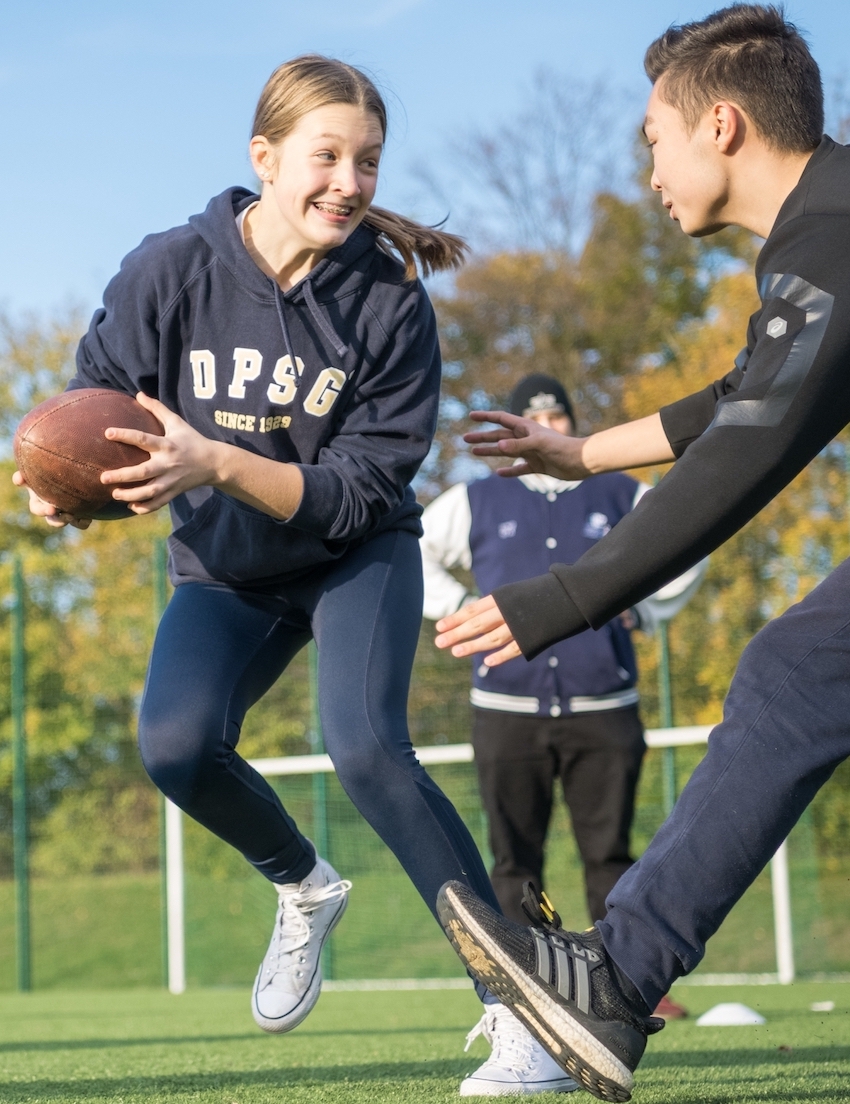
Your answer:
[460,1003,579,1095]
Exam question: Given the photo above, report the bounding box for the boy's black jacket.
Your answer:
[497,137,850,656]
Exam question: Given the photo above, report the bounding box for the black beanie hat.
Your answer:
[509,374,574,423]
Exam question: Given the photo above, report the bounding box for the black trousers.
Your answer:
[472,705,646,925]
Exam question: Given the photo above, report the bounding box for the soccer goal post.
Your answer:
[161,724,796,994]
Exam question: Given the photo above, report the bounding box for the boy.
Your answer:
[433,6,850,1100]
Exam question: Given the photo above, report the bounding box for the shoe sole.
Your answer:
[439,884,633,1103]
[252,893,349,1034]
[459,1075,579,1095]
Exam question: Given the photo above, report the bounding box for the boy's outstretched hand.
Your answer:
[436,410,675,667]
[464,410,588,479]
[435,594,521,667]
[465,409,675,479]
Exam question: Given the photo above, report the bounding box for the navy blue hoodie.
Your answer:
[71,188,441,587]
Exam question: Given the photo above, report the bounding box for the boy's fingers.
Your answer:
[469,410,525,429]
[448,624,515,657]
[482,641,523,666]
[463,429,515,444]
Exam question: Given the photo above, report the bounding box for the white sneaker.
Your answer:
[251,855,351,1033]
[460,1003,579,1096]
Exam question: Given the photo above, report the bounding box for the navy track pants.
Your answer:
[599,554,850,1009]
[138,529,500,924]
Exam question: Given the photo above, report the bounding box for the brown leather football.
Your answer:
[13,389,165,520]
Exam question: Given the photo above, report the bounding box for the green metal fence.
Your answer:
[4,550,850,992]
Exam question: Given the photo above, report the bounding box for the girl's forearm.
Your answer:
[212,442,305,520]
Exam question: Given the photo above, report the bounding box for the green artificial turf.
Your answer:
[0,982,848,1102]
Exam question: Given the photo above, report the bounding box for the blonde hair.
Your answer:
[253,55,467,279]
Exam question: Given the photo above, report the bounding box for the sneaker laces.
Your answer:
[464,1006,536,1073]
[266,875,352,974]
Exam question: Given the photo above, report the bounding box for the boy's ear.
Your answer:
[711,100,742,154]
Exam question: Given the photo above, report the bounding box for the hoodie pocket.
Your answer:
[168,490,346,584]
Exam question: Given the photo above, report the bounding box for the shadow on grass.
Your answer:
[0,1022,465,1054]
[642,1045,850,1069]
[0,1061,473,1100]
[633,1045,850,1103]
[3,1050,850,1103]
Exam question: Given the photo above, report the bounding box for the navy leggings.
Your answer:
[600,554,850,1009]
[138,529,500,926]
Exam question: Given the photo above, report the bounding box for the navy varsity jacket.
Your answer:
[423,473,643,718]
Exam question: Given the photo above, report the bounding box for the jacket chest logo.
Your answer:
[188,348,347,425]
[582,512,610,539]
[498,520,518,539]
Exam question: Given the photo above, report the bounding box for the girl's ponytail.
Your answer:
[363,207,468,280]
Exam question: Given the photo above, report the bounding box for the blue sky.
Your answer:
[2,1,849,317]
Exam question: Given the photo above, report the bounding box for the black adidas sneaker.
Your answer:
[437,880,664,1102]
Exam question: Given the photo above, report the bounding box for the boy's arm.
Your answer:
[438,215,850,661]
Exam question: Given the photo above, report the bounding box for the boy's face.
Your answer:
[644,80,730,237]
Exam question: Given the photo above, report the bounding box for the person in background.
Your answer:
[421,374,705,1038]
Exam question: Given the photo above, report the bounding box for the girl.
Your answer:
[16,56,575,1095]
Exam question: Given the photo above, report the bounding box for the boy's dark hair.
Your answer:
[644,4,823,152]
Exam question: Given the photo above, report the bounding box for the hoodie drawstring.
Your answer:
[303,280,348,360]
[272,279,349,374]
[272,282,299,371]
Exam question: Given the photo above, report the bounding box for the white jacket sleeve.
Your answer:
[420,482,474,621]
[629,483,709,633]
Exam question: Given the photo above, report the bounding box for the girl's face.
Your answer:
[251,103,384,254]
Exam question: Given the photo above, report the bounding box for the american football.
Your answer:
[13,388,164,520]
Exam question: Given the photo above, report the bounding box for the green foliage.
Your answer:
[0,314,169,876]
[0,312,84,452]
[811,758,850,869]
